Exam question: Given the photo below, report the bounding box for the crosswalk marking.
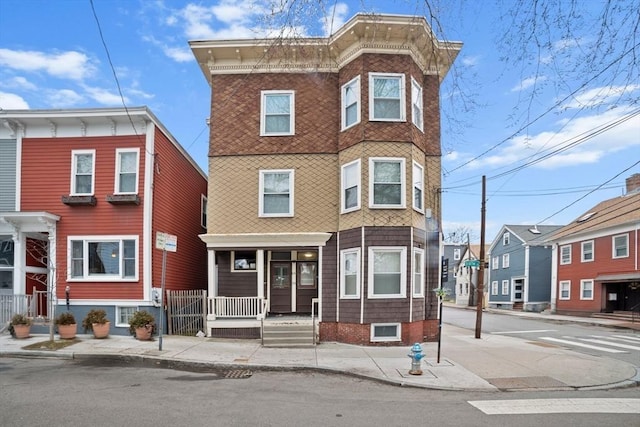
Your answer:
[577,337,640,351]
[612,334,640,342]
[468,398,640,415]
[491,329,556,334]
[539,337,625,353]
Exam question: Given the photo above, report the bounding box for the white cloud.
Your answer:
[0,48,96,81]
[2,76,38,91]
[163,46,194,62]
[47,89,84,108]
[0,92,29,109]
[563,84,640,109]
[321,3,349,36]
[461,55,480,67]
[510,75,547,92]
[82,85,129,105]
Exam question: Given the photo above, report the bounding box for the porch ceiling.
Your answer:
[595,272,640,282]
[199,232,332,248]
[0,212,60,233]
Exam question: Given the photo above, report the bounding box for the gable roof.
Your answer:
[550,191,640,241]
[490,224,564,252]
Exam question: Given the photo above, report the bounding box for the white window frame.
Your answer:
[370,323,401,342]
[453,248,461,261]
[341,76,360,130]
[412,247,425,297]
[580,279,594,300]
[369,157,406,209]
[501,280,509,295]
[503,232,510,245]
[116,306,137,327]
[492,256,499,270]
[260,90,295,136]
[259,169,294,217]
[71,149,96,196]
[367,246,407,299]
[491,281,498,295]
[502,253,510,268]
[341,159,361,213]
[201,195,207,229]
[114,148,139,195]
[559,280,571,300]
[612,234,628,259]
[231,250,257,272]
[369,72,406,122]
[67,235,138,282]
[411,77,423,131]
[412,161,424,213]
[560,245,571,265]
[581,240,594,262]
[340,248,361,299]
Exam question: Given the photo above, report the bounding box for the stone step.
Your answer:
[262,323,315,347]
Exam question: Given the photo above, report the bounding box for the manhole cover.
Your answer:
[224,369,253,379]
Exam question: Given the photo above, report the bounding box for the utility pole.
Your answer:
[475,175,486,339]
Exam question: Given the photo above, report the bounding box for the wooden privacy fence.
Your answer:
[166,289,207,336]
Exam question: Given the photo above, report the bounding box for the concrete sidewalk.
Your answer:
[2,312,639,392]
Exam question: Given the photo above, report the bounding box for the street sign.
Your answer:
[441,258,449,282]
[464,259,480,268]
[155,232,177,252]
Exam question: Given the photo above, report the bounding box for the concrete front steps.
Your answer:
[591,311,636,322]
[262,321,315,348]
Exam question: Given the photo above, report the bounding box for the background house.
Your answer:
[550,174,640,317]
[0,107,207,335]
[454,244,489,307]
[191,13,461,345]
[442,243,465,301]
[487,224,563,312]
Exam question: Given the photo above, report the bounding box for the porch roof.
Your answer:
[0,211,60,234]
[595,272,640,283]
[199,232,332,248]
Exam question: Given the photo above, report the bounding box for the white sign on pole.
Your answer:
[155,232,177,252]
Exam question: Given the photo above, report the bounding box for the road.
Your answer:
[442,305,640,366]
[1,357,638,426]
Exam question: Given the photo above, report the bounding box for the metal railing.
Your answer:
[631,302,640,324]
[208,296,266,320]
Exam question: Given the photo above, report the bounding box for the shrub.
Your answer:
[82,309,109,333]
[128,310,156,335]
[55,311,76,325]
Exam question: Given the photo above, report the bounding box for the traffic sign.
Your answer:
[155,232,177,252]
[464,259,480,268]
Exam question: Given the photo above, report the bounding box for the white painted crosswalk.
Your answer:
[468,398,640,415]
[538,334,640,354]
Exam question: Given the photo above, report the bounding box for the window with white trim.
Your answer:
[231,250,257,272]
[369,158,405,208]
[501,280,509,295]
[371,323,401,342]
[68,236,137,281]
[581,240,594,262]
[201,195,207,229]
[612,234,628,259]
[503,232,510,245]
[0,236,14,293]
[341,159,361,213]
[580,279,594,300]
[502,253,510,268]
[115,148,139,194]
[116,306,136,327]
[71,149,95,195]
[453,248,461,261]
[412,247,424,297]
[492,256,499,270]
[411,77,423,131]
[260,90,294,136]
[560,245,571,265]
[368,246,407,298]
[491,281,498,295]
[559,280,571,300]
[340,248,361,298]
[369,73,405,121]
[259,170,294,217]
[341,76,360,130]
[412,161,424,212]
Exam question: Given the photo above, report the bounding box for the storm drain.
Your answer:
[224,369,253,379]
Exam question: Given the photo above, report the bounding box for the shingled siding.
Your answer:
[320,233,338,321]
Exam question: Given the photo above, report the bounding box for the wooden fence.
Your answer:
[166,289,207,336]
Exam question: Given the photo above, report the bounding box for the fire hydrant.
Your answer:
[408,342,424,375]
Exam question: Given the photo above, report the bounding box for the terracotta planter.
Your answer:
[135,325,153,341]
[13,324,31,339]
[92,321,110,339]
[58,323,77,339]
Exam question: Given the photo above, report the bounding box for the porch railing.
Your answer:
[0,293,49,325]
[208,296,267,320]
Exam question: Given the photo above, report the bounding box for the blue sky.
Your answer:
[1,0,638,243]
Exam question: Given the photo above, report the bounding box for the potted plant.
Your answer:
[9,314,31,339]
[55,311,77,339]
[128,310,156,341]
[82,309,110,339]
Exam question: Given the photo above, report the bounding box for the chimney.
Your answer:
[626,173,640,194]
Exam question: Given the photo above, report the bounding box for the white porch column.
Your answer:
[550,243,558,313]
[317,245,322,322]
[256,250,264,299]
[208,249,216,297]
[13,230,25,295]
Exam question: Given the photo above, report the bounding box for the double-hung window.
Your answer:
[580,279,594,300]
[492,256,499,269]
[612,234,628,258]
[341,76,360,130]
[69,236,137,281]
[341,159,361,213]
[503,232,510,245]
[412,247,424,297]
[201,195,207,229]
[559,281,571,300]
[501,280,509,295]
[491,281,498,295]
[369,73,405,121]
[0,236,14,293]
[581,240,594,262]
[115,148,139,194]
[340,248,360,298]
[259,170,294,217]
[261,90,294,136]
[502,253,510,268]
[560,245,571,265]
[368,246,407,298]
[71,149,95,195]
[412,161,424,212]
[369,158,405,208]
[411,77,423,131]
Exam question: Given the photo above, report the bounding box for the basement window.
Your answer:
[370,323,401,342]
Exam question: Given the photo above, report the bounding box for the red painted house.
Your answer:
[550,174,640,316]
[0,107,207,334]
